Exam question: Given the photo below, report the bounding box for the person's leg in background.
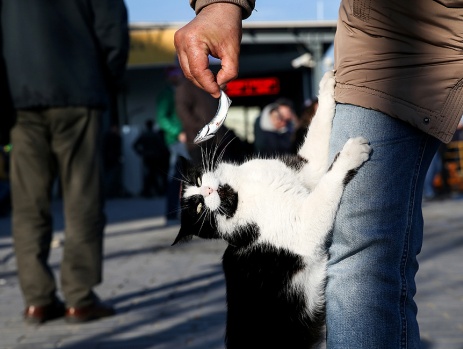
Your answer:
[326,104,440,349]
[165,141,190,221]
[140,159,153,197]
[11,109,65,323]
[50,107,113,322]
[51,107,104,307]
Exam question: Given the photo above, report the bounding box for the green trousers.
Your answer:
[11,107,105,308]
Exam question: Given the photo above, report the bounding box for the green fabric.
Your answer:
[156,86,183,146]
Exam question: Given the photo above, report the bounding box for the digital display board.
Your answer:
[226,77,280,97]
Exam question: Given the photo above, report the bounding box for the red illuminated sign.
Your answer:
[225,77,280,97]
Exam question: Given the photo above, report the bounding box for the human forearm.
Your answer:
[189,0,256,19]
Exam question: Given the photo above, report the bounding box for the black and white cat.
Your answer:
[172,71,371,349]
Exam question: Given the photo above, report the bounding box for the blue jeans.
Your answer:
[423,151,441,199]
[326,104,440,349]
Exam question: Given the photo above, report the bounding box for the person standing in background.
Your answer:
[1,0,129,324]
[253,98,296,157]
[102,124,125,199]
[0,147,10,216]
[133,119,170,198]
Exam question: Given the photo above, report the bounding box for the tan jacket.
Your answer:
[335,0,463,143]
[190,0,463,143]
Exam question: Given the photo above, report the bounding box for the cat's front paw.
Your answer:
[319,70,335,97]
[338,137,371,170]
[317,70,336,113]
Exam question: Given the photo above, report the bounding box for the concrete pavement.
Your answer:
[0,196,462,349]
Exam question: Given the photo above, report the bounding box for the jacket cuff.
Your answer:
[190,0,255,19]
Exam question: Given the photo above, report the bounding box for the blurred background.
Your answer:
[108,0,339,195]
[2,0,462,205]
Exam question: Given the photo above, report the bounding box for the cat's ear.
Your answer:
[171,226,194,246]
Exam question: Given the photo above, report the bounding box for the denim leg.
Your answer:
[423,152,441,199]
[326,104,440,349]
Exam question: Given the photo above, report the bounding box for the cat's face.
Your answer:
[172,159,238,245]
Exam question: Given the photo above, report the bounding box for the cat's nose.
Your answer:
[200,186,215,197]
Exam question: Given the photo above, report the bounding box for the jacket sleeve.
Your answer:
[91,0,130,89]
[189,0,256,19]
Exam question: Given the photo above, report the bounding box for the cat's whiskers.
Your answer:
[206,145,214,172]
[199,130,234,174]
[200,146,208,173]
[208,209,215,226]
[170,174,189,185]
[210,130,230,170]
[217,206,226,216]
[216,136,236,166]
[209,141,220,172]
[199,144,212,174]
[195,206,211,237]
[179,204,190,215]
[170,205,185,216]
[173,167,192,186]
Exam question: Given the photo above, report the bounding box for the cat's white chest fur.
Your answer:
[214,160,317,256]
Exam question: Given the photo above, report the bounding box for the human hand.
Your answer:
[174,3,243,98]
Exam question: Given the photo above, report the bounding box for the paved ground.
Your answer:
[0,196,462,349]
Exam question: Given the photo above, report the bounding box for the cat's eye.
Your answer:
[196,202,202,214]
[196,177,202,187]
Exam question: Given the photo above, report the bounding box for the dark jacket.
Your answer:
[1,0,129,109]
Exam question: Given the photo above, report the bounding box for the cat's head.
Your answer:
[172,157,238,245]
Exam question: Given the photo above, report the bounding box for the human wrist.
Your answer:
[194,1,251,19]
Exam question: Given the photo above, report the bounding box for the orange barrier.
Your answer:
[439,140,463,192]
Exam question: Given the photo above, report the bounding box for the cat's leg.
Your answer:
[299,137,371,252]
[293,137,370,334]
[297,70,336,190]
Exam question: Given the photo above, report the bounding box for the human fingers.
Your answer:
[175,24,221,97]
[174,3,242,98]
